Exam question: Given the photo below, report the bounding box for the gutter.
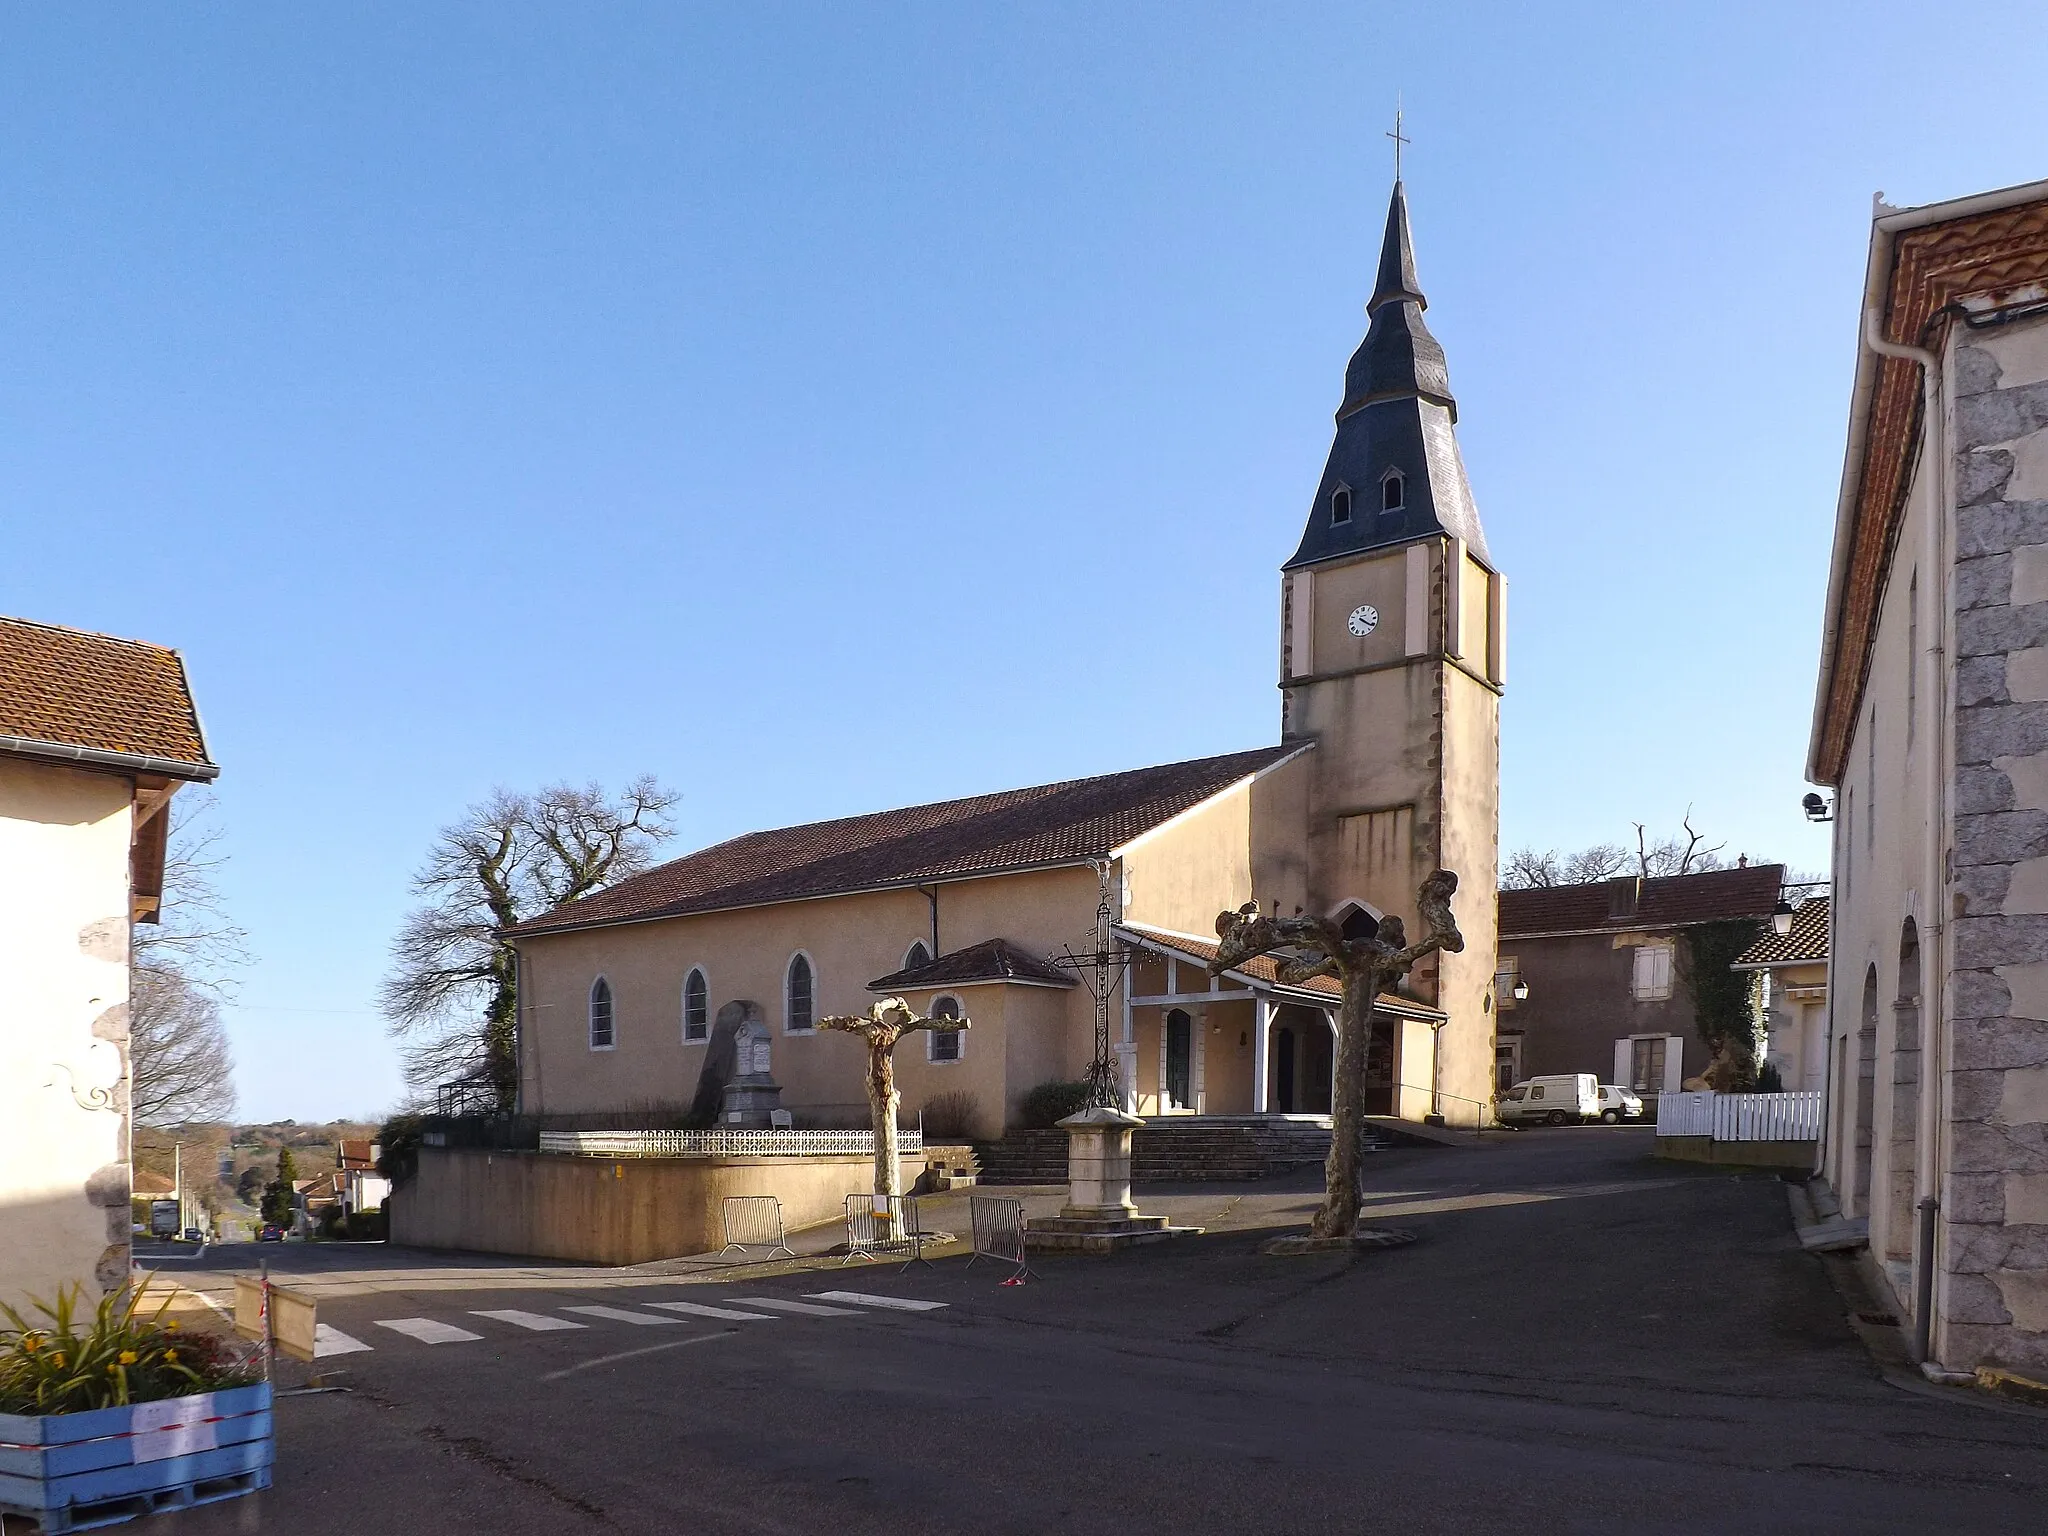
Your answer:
[0,732,218,784]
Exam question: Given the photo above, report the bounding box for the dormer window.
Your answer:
[1331,486,1352,525]
[1382,471,1405,512]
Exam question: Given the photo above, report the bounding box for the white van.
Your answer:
[1496,1073,1602,1127]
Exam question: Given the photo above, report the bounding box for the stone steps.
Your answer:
[974,1119,1382,1185]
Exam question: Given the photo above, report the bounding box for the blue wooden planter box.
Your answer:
[0,1383,271,1533]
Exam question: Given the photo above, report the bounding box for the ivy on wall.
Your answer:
[1679,919,1766,1090]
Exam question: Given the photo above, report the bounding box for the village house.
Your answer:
[1807,175,2048,1375]
[1493,865,1786,1101]
[504,178,1508,1141]
[0,615,217,1312]
[1735,893,1832,1094]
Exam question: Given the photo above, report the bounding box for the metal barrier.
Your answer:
[541,1128,924,1158]
[843,1195,935,1270]
[965,1195,1033,1284]
[720,1196,795,1259]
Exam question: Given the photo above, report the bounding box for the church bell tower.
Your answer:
[1276,178,1504,1125]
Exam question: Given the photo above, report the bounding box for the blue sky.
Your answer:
[5,5,2044,1121]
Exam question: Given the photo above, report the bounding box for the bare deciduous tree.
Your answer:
[130,792,246,1127]
[1502,812,1733,890]
[129,967,239,1127]
[1211,871,1465,1242]
[381,778,679,1110]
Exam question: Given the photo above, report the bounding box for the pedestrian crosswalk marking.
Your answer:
[726,1297,860,1317]
[376,1318,483,1344]
[808,1291,948,1313]
[562,1304,684,1326]
[314,1323,373,1356]
[644,1300,781,1322]
[471,1308,587,1331]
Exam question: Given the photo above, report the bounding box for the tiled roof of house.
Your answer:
[868,938,1077,992]
[1497,864,1785,940]
[336,1139,377,1169]
[0,615,215,778]
[506,746,1303,937]
[1117,923,1445,1020]
[1734,896,1831,968]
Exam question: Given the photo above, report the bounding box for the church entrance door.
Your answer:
[1274,1026,1296,1112]
[1304,1023,1334,1115]
[1165,1009,1193,1110]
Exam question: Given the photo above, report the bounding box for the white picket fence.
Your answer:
[1655,1090,1821,1142]
[538,1128,921,1159]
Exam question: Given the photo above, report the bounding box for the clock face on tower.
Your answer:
[1347,604,1380,637]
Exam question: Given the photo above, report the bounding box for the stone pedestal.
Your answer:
[720,1074,784,1128]
[1025,1105,1198,1253]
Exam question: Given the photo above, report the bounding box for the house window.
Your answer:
[903,940,933,972]
[1629,1036,1669,1094]
[1382,471,1404,511]
[1494,955,1519,1010]
[589,977,615,1051]
[1631,942,1674,1002]
[929,995,963,1063]
[1331,486,1352,525]
[683,968,709,1043]
[785,953,815,1033]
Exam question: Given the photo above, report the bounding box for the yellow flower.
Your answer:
[118,1350,138,1365]
[21,1337,38,1354]
[164,1349,179,1363]
[49,1353,64,1367]
[164,1320,178,1331]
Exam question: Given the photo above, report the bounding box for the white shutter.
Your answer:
[1662,1038,1684,1094]
[1613,1039,1631,1085]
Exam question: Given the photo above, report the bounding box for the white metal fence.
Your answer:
[539,1129,923,1158]
[1655,1090,1821,1142]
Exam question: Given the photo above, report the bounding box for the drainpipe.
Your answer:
[1861,307,1949,1364]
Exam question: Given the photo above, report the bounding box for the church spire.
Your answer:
[1285,177,1491,572]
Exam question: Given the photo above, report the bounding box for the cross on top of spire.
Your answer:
[1386,104,1410,183]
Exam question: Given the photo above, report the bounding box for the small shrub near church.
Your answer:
[1021,1080,1093,1129]
[920,1091,979,1140]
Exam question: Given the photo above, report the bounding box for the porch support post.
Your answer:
[1253,995,1273,1113]
[1118,983,1137,1113]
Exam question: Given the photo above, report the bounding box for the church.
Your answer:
[505,179,1506,1138]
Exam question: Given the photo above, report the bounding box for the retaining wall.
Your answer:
[389,1148,882,1264]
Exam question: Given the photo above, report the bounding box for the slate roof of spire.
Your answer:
[505,745,1305,938]
[1286,180,1493,572]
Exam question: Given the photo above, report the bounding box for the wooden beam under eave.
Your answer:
[130,783,173,924]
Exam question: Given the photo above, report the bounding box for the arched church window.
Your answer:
[1382,472,1405,512]
[904,940,933,972]
[786,953,815,1033]
[1331,486,1352,525]
[683,968,709,1043]
[589,977,615,1051]
[929,995,963,1062]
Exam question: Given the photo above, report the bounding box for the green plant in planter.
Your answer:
[0,1283,259,1416]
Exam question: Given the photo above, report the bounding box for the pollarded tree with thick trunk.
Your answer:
[818,997,970,1224]
[1211,869,1464,1242]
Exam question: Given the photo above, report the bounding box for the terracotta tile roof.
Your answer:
[0,615,215,777]
[1735,896,1831,968]
[506,746,1303,937]
[868,938,1077,992]
[1117,922,1445,1020]
[336,1140,377,1169]
[1497,864,1785,940]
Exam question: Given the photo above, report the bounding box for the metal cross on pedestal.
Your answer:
[1050,861,1141,1110]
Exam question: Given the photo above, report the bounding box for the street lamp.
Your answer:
[1772,897,1796,937]
[1802,792,1834,823]
[1511,977,1530,1003]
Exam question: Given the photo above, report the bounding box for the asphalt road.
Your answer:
[143,1129,2048,1535]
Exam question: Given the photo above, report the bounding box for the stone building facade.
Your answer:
[1808,177,2048,1374]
